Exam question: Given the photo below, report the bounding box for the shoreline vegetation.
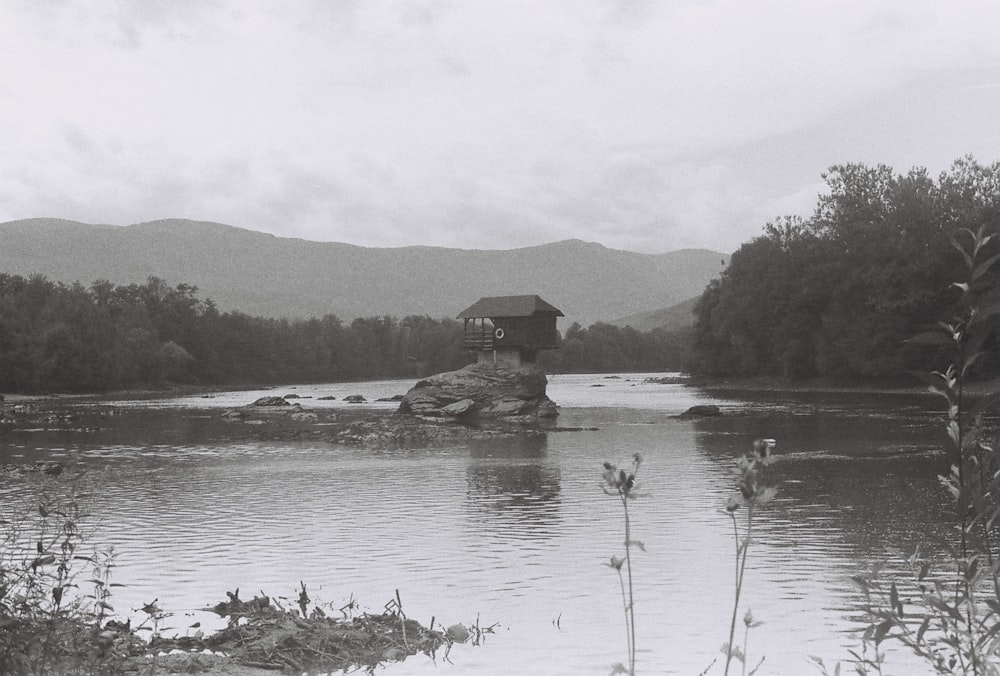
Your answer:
[689,159,1000,385]
[0,548,484,676]
[0,274,689,398]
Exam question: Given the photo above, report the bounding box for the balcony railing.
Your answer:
[463,334,495,350]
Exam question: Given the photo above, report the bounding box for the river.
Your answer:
[0,374,958,675]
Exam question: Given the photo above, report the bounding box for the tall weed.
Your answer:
[853,226,1000,674]
[603,453,643,676]
[723,438,776,676]
[603,439,777,676]
[0,460,125,675]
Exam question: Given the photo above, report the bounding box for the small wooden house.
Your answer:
[457,295,564,367]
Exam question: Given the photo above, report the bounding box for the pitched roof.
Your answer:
[457,295,564,319]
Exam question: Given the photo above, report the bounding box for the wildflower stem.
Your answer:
[623,493,636,676]
[955,340,980,676]
[957,340,969,561]
[725,504,753,676]
[601,455,641,676]
[616,567,632,672]
[742,621,749,676]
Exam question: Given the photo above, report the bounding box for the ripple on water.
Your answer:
[7,380,954,675]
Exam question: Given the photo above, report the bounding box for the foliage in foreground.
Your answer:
[153,586,490,674]
[602,440,776,676]
[0,461,127,675]
[722,438,775,676]
[603,454,643,676]
[848,227,1000,675]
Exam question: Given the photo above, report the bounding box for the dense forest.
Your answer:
[0,274,691,394]
[691,156,1000,382]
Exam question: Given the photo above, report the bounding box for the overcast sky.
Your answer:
[3,1,1000,254]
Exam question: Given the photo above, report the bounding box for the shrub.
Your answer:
[852,226,1000,674]
[0,461,128,675]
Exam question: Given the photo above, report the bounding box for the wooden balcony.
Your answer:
[463,334,495,351]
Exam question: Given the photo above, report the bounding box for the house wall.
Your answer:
[526,316,557,347]
[476,348,523,368]
[491,315,558,349]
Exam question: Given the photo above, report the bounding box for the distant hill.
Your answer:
[0,218,728,328]
[611,296,701,332]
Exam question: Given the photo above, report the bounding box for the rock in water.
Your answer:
[250,396,291,407]
[683,404,721,417]
[398,362,558,423]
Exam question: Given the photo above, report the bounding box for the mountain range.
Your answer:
[609,296,702,332]
[0,218,728,329]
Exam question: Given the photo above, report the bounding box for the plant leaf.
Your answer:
[952,236,975,269]
[906,331,953,346]
[973,252,1000,280]
[963,351,985,377]
[916,617,930,643]
[873,619,891,645]
[971,302,1000,326]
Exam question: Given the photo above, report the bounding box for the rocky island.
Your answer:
[398,362,558,423]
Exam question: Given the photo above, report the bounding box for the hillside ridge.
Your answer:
[0,218,728,327]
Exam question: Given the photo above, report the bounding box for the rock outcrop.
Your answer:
[250,396,291,407]
[682,404,721,417]
[398,362,557,423]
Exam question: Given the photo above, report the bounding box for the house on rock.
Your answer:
[397,295,563,422]
[457,295,564,368]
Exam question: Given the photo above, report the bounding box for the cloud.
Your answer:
[2,1,1000,253]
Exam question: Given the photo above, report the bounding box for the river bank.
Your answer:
[0,575,476,675]
[0,373,959,451]
[684,373,923,395]
[0,391,586,453]
[7,367,992,405]
[686,373,1000,398]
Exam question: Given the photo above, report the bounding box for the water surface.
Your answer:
[0,374,957,674]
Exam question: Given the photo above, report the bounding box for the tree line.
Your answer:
[12,157,992,393]
[690,156,1000,382]
[549,322,691,373]
[0,274,691,394]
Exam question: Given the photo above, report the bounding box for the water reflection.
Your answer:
[469,434,548,459]
[1,407,235,462]
[690,403,956,564]
[465,435,561,540]
[690,400,945,461]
